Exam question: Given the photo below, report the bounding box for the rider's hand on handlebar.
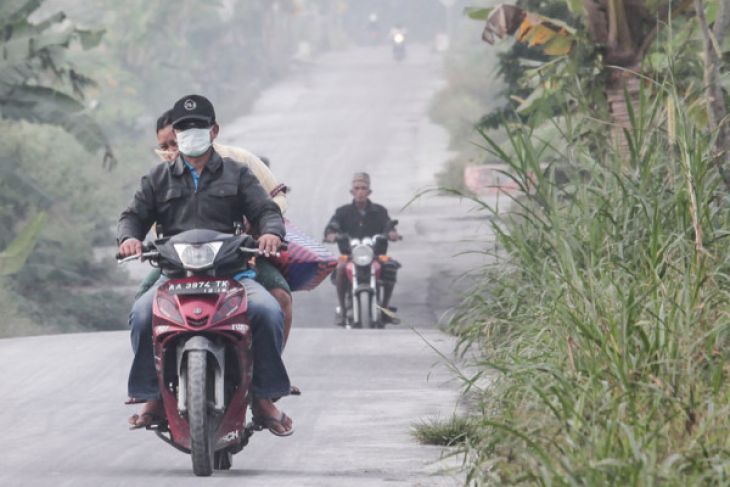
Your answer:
[387,230,402,242]
[119,238,142,258]
[258,234,281,257]
[324,233,337,243]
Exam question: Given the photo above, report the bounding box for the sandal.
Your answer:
[128,412,164,430]
[252,410,294,437]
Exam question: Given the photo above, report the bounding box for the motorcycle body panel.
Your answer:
[152,276,253,453]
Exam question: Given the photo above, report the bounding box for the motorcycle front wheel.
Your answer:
[375,284,384,329]
[187,350,214,476]
[358,292,375,328]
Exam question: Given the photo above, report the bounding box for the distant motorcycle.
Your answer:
[118,229,281,476]
[392,32,406,61]
[331,221,400,329]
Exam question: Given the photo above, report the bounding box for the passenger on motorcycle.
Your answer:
[118,95,293,436]
[323,172,401,326]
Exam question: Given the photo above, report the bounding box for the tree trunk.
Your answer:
[580,1,643,150]
[605,67,642,154]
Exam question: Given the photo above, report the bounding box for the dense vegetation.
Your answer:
[425,0,730,483]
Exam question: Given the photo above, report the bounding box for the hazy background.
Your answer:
[0,0,499,336]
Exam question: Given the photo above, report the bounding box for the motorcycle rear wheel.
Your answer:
[187,350,214,477]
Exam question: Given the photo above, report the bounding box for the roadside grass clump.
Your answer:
[413,414,480,447]
[448,81,730,485]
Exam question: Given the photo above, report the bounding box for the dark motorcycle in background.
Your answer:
[392,31,406,61]
[330,220,401,329]
[118,229,279,476]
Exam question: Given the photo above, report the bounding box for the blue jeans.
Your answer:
[128,277,290,400]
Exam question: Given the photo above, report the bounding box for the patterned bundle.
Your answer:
[271,220,337,292]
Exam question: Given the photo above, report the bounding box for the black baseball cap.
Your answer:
[171,94,216,129]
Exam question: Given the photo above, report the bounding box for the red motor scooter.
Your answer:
[119,228,275,476]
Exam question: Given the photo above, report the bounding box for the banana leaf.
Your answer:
[0,0,44,27]
[481,4,575,55]
[0,0,115,168]
[0,212,47,277]
[0,86,117,169]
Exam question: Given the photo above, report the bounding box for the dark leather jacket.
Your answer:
[117,151,284,244]
[324,200,392,240]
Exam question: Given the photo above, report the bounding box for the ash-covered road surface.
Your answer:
[0,329,461,487]
[1,45,499,486]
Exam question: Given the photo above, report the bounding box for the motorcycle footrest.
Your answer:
[146,421,169,432]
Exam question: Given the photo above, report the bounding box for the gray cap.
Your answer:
[352,172,371,186]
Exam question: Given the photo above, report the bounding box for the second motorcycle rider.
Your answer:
[324,172,402,326]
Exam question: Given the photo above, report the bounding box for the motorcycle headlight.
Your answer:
[174,242,223,270]
[351,244,374,266]
[394,33,405,43]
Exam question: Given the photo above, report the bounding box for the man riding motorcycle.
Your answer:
[118,94,293,436]
[323,172,401,326]
[139,109,293,346]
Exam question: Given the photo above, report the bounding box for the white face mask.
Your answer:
[176,127,211,157]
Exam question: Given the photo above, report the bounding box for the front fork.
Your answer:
[350,264,379,325]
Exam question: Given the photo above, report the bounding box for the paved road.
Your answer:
[0,329,461,486]
[1,46,497,485]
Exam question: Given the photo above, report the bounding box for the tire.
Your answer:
[214,450,233,470]
[344,291,357,326]
[359,292,374,328]
[353,292,362,328]
[375,284,384,328]
[187,350,214,477]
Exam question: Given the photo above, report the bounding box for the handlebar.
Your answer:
[116,240,288,264]
[240,240,287,257]
[116,251,160,264]
[323,233,402,243]
[240,246,286,258]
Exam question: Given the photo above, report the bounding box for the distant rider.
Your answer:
[323,173,401,326]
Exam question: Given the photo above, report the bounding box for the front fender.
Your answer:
[176,336,226,413]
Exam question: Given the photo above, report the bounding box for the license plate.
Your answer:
[168,280,229,295]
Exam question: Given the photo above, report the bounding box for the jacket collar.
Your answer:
[171,149,223,176]
[350,199,372,212]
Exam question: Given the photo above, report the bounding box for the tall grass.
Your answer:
[449,79,730,485]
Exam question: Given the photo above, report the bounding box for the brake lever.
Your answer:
[116,251,159,264]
